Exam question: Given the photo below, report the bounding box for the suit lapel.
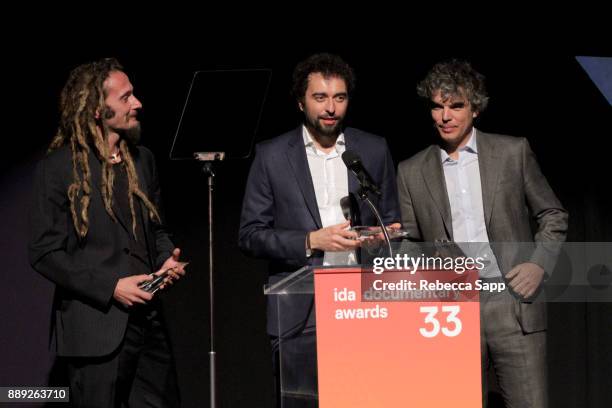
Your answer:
[132,150,157,268]
[343,128,361,196]
[475,130,500,230]
[132,150,151,238]
[286,128,323,229]
[421,145,453,239]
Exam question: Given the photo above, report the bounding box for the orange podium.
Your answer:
[264,265,482,407]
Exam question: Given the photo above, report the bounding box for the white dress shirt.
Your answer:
[303,126,357,266]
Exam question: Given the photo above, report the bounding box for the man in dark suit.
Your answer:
[28,58,186,407]
[397,60,568,407]
[239,53,400,405]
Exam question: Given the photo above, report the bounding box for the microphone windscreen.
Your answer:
[341,150,360,169]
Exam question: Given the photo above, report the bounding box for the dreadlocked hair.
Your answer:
[48,58,160,239]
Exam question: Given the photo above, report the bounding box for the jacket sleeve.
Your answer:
[141,148,174,269]
[238,144,309,263]
[396,160,423,241]
[521,138,569,273]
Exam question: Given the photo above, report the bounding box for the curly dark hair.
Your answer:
[291,53,355,102]
[48,58,160,239]
[417,59,489,113]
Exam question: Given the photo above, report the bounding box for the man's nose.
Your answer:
[131,96,143,110]
[325,99,336,115]
[442,107,451,121]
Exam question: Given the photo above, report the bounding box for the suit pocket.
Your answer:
[517,301,547,333]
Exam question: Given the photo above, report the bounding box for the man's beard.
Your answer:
[119,124,142,145]
[305,114,344,139]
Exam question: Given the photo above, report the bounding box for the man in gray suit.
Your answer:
[397,60,568,407]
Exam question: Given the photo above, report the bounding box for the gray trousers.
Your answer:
[481,288,547,408]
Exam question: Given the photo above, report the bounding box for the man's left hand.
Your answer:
[506,262,545,299]
[157,248,187,288]
[368,223,401,240]
[361,223,402,252]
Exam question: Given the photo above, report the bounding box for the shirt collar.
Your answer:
[302,125,346,155]
[440,127,478,163]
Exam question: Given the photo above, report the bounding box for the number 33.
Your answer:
[419,305,462,338]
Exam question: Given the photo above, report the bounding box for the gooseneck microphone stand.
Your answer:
[357,187,394,258]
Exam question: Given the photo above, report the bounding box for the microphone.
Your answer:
[340,196,352,221]
[342,150,393,258]
[342,150,381,196]
[340,193,361,226]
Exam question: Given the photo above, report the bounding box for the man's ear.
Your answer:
[298,99,304,112]
[97,106,115,120]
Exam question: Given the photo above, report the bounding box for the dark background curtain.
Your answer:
[1,30,610,407]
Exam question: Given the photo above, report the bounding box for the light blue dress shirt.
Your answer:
[441,129,501,278]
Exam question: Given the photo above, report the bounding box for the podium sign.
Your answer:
[314,267,482,407]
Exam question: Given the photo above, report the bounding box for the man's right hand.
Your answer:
[113,275,154,307]
[309,221,361,252]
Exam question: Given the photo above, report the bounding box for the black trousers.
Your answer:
[66,305,179,408]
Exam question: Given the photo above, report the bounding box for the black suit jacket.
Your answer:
[28,145,174,357]
[239,127,400,335]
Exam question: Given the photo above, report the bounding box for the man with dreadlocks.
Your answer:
[28,58,186,407]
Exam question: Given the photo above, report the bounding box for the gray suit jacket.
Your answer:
[397,130,568,332]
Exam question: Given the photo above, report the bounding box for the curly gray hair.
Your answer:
[417,60,489,113]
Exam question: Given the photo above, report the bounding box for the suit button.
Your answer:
[123,248,131,255]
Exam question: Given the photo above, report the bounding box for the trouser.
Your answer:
[66,305,179,408]
[481,286,547,408]
[271,328,318,408]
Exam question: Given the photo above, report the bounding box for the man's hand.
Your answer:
[506,262,545,299]
[113,275,154,307]
[309,221,360,252]
[361,223,402,251]
[378,222,402,239]
[158,248,188,282]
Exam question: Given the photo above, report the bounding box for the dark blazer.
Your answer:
[28,145,174,357]
[239,127,400,335]
[397,130,568,332]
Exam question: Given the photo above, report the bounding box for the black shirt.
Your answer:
[113,162,152,277]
